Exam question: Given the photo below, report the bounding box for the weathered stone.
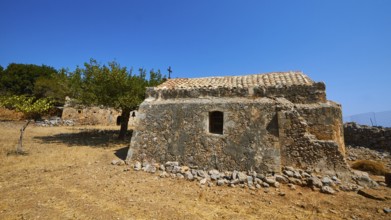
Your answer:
[283,170,294,177]
[275,175,289,184]
[344,122,391,151]
[165,166,173,173]
[230,179,240,185]
[247,176,254,186]
[254,178,263,185]
[321,176,333,186]
[284,166,295,172]
[301,172,311,178]
[307,177,323,188]
[209,170,220,180]
[383,208,391,214]
[172,166,181,174]
[238,172,247,183]
[321,186,335,194]
[262,182,270,188]
[293,171,302,179]
[197,170,208,178]
[250,171,257,178]
[209,169,219,175]
[184,171,194,180]
[176,173,184,179]
[256,173,265,181]
[289,177,303,186]
[111,159,125,166]
[339,183,360,192]
[331,176,341,184]
[352,171,379,188]
[133,161,141,171]
[165,161,179,167]
[200,178,207,185]
[181,166,190,174]
[223,171,233,180]
[127,72,349,175]
[217,179,225,186]
[255,184,261,189]
[142,161,150,168]
[62,105,121,126]
[159,171,169,178]
[159,164,165,171]
[265,177,276,185]
[232,170,239,180]
[144,164,156,173]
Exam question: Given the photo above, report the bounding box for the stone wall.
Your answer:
[146,82,326,104]
[128,72,349,176]
[62,106,121,126]
[344,122,391,152]
[130,98,281,172]
[128,96,348,174]
[278,104,348,173]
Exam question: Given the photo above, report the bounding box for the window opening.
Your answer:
[209,111,224,134]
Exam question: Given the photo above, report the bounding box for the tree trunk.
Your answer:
[17,120,31,154]
[118,109,130,140]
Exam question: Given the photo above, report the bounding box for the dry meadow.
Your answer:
[0,121,390,219]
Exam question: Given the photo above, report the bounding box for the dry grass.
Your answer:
[0,121,390,219]
[0,107,24,121]
[351,160,388,175]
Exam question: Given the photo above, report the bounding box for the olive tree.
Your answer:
[72,59,164,140]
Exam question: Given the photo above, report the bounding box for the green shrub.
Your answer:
[0,95,54,120]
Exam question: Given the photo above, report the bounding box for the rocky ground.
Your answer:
[346,145,391,169]
[0,121,390,219]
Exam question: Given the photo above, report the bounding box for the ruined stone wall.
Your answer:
[277,105,348,174]
[296,103,345,154]
[344,122,391,152]
[62,106,121,126]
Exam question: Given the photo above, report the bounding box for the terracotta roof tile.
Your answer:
[155,71,313,90]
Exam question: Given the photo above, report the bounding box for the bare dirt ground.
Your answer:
[0,121,390,220]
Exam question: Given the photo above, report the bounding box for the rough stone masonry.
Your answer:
[127,71,349,175]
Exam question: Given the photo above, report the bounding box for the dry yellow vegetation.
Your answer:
[351,160,388,175]
[0,121,390,219]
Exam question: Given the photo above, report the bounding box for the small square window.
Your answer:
[209,111,224,134]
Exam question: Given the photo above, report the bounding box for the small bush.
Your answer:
[351,160,388,175]
[0,95,54,120]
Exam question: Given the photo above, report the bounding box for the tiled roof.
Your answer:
[155,71,313,90]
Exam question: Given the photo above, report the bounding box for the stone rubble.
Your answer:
[109,158,387,195]
[35,117,75,126]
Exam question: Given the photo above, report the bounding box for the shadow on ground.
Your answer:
[35,129,133,148]
[114,146,129,160]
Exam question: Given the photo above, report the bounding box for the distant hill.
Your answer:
[344,110,391,127]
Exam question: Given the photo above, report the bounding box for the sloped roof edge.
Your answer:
[155,71,314,90]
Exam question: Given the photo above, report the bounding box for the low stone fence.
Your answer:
[344,122,391,152]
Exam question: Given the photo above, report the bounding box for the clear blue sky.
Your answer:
[1,0,390,117]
